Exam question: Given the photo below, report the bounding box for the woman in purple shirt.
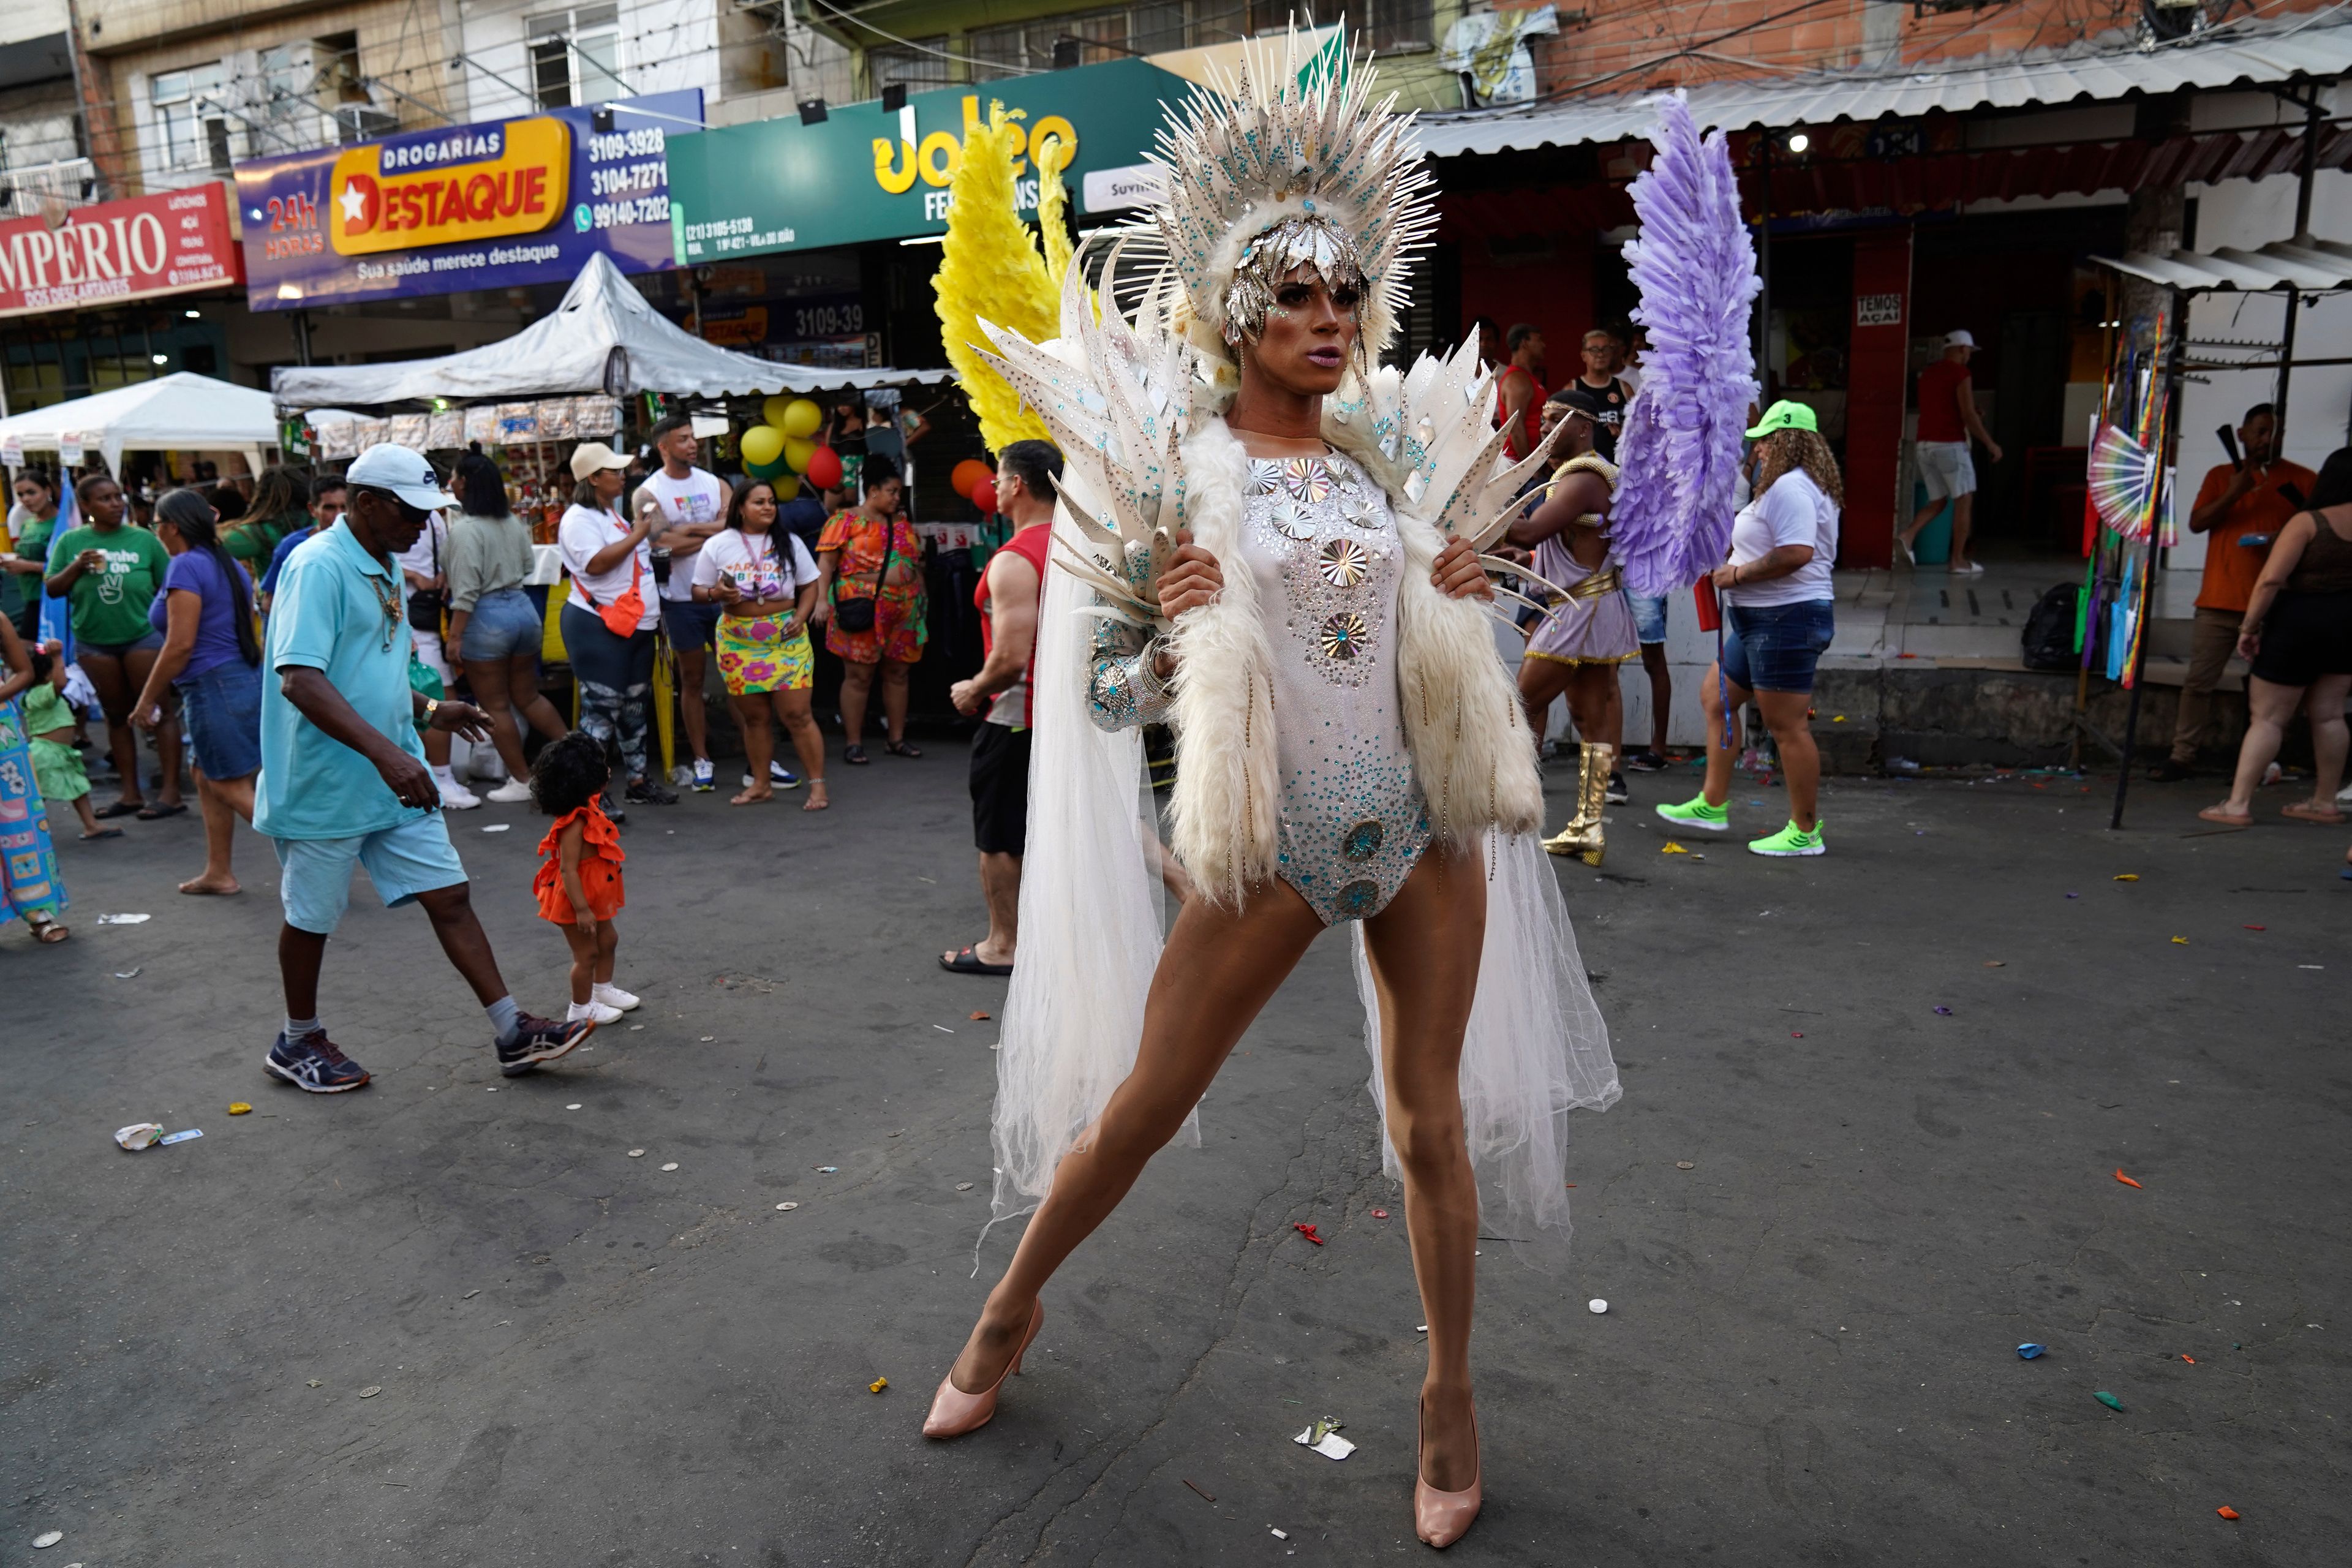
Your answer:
[131,488,264,895]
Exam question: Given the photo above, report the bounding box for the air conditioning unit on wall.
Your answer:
[333,105,398,144]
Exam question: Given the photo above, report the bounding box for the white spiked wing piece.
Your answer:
[977,253,1199,635]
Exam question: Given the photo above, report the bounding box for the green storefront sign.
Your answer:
[668,58,1190,263]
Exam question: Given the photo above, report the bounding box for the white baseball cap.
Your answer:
[345,443,456,510]
[1943,330,1977,349]
[570,441,629,481]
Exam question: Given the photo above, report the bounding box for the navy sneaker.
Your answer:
[265,1030,371,1093]
[496,1012,594,1077]
[626,779,677,806]
[770,760,801,789]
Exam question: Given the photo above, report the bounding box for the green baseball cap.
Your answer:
[1744,400,1819,439]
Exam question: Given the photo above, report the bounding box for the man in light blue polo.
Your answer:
[256,443,591,1093]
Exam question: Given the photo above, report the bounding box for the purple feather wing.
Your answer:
[1611,94,1761,599]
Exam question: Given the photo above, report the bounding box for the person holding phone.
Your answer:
[691,477,826,809]
[557,443,672,815]
[2156,402,2317,781]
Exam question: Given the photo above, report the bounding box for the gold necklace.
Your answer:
[366,563,402,649]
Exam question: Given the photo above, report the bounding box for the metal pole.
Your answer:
[2111,287,2187,830]
[2275,89,2323,456]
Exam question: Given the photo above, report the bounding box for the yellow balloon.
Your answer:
[772,473,801,501]
[762,395,794,430]
[783,435,816,473]
[782,398,823,439]
[741,425,785,468]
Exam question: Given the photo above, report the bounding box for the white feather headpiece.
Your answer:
[1150,24,1436,361]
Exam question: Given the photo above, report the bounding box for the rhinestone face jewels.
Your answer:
[1318,611,1368,660]
[1318,537,1368,587]
[1341,819,1385,861]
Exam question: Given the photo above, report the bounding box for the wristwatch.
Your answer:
[421,697,441,728]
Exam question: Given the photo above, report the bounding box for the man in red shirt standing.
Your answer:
[1900,330,2003,575]
[2152,402,2315,781]
[1496,324,1547,462]
[942,440,1060,976]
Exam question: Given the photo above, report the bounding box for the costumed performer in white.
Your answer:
[919,32,1619,1550]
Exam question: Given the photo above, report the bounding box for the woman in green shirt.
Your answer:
[447,451,568,800]
[223,465,312,567]
[4,468,60,638]
[43,473,185,818]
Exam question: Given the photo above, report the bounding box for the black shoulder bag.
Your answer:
[831,518,895,635]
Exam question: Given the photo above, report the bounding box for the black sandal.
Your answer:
[885,739,922,759]
[93,800,140,820]
[136,801,188,820]
[844,744,870,765]
[940,946,1012,976]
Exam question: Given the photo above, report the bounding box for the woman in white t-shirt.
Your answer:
[1656,402,1842,858]
[692,477,827,809]
[557,442,671,811]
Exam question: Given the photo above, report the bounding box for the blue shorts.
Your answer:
[1623,590,1668,646]
[459,587,542,661]
[272,814,469,935]
[1721,600,1835,695]
[80,630,166,658]
[179,660,263,780]
[660,597,723,650]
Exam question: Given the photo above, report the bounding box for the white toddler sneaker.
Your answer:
[592,982,641,1011]
[567,998,624,1025]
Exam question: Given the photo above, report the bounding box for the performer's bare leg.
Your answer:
[1362,841,1487,1492]
[949,845,1487,1493]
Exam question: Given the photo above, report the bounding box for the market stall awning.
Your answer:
[0,372,277,475]
[268,253,951,409]
[1415,15,2352,158]
[2094,235,2352,292]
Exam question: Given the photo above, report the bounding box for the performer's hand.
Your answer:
[949,678,985,716]
[1431,537,1492,601]
[1158,532,1224,620]
[1488,542,1532,568]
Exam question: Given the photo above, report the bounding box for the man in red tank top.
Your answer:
[1496,323,1547,461]
[941,440,1061,976]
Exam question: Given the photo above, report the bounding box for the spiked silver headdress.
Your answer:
[1151,26,1436,360]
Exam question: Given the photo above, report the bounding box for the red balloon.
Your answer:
[971,477,999,514]
[951,458,992,499]
[804,444,843,490]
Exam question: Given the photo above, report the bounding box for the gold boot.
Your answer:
[1544,742,1613,865]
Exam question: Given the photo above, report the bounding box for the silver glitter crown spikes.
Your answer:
[1150,20,1437,358]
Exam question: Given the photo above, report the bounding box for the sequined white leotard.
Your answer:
[1087,448,1430,924]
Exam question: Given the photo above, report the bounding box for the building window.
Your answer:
[152,63,228,172]
[1367,0,1434,52]
[869,39,955,93]
[528,6,624,110]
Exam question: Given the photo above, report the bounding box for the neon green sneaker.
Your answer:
[1748,819,1826,858]
[1654,794,1730,832]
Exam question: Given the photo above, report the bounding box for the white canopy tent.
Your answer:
[269,252,952,410]
[0,372,278,477]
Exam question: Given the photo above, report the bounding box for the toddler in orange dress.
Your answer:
[530,731,637,1025]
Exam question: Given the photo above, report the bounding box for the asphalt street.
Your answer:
[4,748,2346,1566]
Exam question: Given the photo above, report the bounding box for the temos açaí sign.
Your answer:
[665,58,1184,263]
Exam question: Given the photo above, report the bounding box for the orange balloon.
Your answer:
[951,459,992,499]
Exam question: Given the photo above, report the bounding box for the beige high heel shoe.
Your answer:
[922,1301,1044,1439]
[1414,1396,1482,1549]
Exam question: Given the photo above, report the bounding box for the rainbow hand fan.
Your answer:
[2088,423,2162,540]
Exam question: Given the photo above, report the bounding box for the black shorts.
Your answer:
[2249,589,2352,687]
[970,722,1033,856]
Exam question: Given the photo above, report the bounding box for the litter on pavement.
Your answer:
[2016,1343,2045,1359]
[157,1129,202,1145]
[2094,1391,2124,1411]
[113,968,140,979]
[1588,1298,1609,1314]
[358,1385,382,1398]
[96,913,151,924]
[113,1123,164,1150]
[660,1162,679,1171]
[2218,1507,2240,1520]
[869,1377,888,1394]
[2115,1170,2143,1188]
[1293,1417,1354,1460]
[227,1102,251,1115]
[481,824,510,832]
[2113,873,2139,882]
[1292,1223,1325,1245]
[32,1530,62,1547]
[1183,1479,1216,1502]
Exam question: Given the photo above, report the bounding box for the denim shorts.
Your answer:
[1623,589,1669,646]
[1721,600,1835,694]
[271,814,469,935]
[79,630,166,658]
[459,587,542,661]
[179,660,263,780]
[660,597,723,650]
